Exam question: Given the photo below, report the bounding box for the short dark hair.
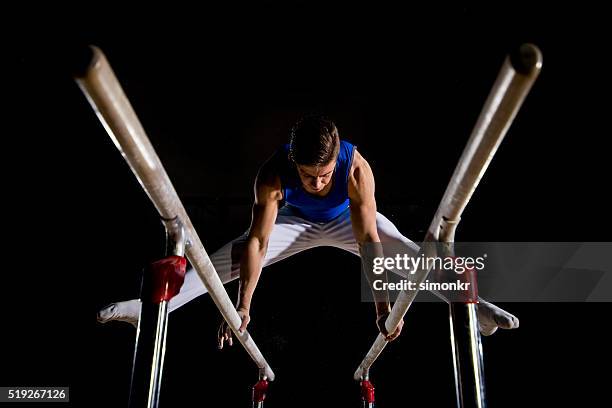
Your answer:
[288,116,340,166]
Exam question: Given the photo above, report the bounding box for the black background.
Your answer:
[6,3,611,407]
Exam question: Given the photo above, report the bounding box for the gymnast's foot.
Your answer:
[97,300,140,327]
[477,299,520,336]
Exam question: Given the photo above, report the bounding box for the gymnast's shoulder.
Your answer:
[253,151,283,202]
[348,149,376,203]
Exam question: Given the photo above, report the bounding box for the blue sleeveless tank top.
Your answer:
[277,140,356,223]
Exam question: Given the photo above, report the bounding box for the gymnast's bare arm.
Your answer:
[348,149,403,341]
[218,156,282,349]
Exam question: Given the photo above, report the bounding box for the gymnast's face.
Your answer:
[296,160,337,195]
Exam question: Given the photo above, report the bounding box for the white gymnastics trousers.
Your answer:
[168,205,420,312]
[107,205,517,336]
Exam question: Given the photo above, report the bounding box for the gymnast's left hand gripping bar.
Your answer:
[73,46,275,382]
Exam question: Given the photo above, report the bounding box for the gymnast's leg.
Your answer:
[323,210,519,336]
[97,208,323,326]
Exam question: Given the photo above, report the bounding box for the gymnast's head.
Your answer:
[289,116,340,194]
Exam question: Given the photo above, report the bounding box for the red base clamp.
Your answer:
[443,256,479,303]
[149,255,187,303]
[360,379,375,404]
[252,379,269,403]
